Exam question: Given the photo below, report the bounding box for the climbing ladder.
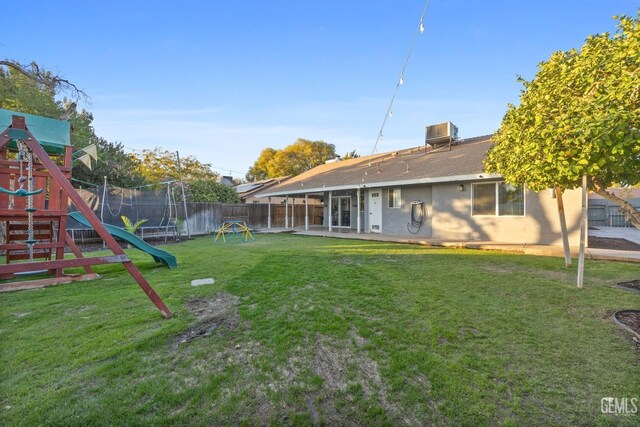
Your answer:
[5,221,54,262]
[0,136,71,279]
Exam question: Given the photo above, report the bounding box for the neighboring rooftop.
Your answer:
[235,176,290,200]
[589,187,640,200]
[258,135,496,197]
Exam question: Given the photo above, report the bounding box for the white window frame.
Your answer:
[471,182,525,217]
[388,188,401,209]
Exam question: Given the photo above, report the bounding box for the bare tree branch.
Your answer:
[0,59,89,103]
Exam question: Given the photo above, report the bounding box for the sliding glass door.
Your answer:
[331,197,351,228]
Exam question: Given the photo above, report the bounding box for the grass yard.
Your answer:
[1,234,639,425]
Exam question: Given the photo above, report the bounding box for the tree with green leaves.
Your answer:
[133,148,235,202]
[134,148,219,184]
[182,179,240,203]
[0,59,87,103]
[0,64,61,118]
[485,13,640,229]
[246,147,278,181]
[246,138,337,181]
[342,150,360,160]
[0,60,147,188]
[72,137,147,188]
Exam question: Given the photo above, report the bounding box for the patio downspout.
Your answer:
[328,191,332,232]
[305,194,309,231]
[357,187,361,234]
[267,197,271,230]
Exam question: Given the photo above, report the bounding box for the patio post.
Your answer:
[267,197,271,230]
[285,197,289,229]
[357,187,361,234]
[328,191,332,232]
[305,194,309,230]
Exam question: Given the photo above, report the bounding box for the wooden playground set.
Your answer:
[0,109,173,318]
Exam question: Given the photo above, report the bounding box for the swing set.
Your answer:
[0,109,171,318]
[90,178,180,241]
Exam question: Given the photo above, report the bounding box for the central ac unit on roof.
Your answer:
[425,122,458,148]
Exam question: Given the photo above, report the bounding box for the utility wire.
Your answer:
[371,0,431,155]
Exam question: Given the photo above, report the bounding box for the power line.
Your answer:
[209,165,246,176]
[371,0,431,155]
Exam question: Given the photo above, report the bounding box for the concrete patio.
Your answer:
[589,226,640,245]
[258,225,640,263]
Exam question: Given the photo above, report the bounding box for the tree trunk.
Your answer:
[592,180,640,230]
[577,176,587,288]
[555,187,572,267]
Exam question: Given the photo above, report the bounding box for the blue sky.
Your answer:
[2,1,636,179]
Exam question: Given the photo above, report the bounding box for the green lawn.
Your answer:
[1,235,638,425]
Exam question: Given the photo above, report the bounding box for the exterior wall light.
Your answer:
[458,184,465,192]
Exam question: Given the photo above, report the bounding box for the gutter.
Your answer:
[256,173,502,198]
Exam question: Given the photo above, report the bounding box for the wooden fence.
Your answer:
[588,198,640,228]
[179,203,324,235]
[67,199,325,239]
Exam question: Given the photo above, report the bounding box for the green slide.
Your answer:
[69,211,178,269]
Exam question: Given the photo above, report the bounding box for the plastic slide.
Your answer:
[68,211,178,269]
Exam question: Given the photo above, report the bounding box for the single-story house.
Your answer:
[236,177,323,206]
[256,129,583,246]
[235,177,291,203]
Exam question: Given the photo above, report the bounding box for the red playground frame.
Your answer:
[0,110,171,318]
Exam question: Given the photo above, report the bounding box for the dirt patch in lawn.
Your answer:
[617,279,640,294]
[311,333,427,425]
[589,236,640,251]
[174,293,239,347]
[614,310,640,337]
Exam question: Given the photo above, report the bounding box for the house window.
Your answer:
[498,183,525,216]
[472,182,524,216]
[388,188,401,208]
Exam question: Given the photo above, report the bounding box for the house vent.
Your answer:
[425,122,458,149]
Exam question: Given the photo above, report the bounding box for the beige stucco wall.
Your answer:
[431,182,583,246]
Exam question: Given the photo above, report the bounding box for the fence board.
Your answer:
[588,198,640,228]
[69,188,319,237]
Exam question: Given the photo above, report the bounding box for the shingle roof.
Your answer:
[258,135,496,197]
[589,187,640,200]
[235,176,290,198]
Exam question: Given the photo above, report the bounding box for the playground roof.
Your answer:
[0,108,71,155]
